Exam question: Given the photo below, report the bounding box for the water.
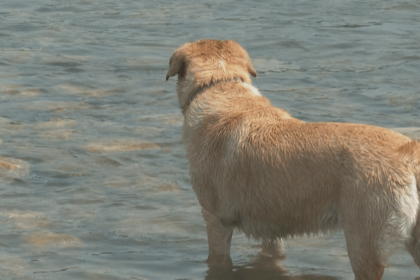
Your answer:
[0,0,419,279]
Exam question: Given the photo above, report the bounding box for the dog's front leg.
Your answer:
[249,240,288,272]
[258,240,285,263]
[202,208,235,266]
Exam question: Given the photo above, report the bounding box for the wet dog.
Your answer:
[166,39,420,279]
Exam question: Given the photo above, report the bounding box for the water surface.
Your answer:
[1,0,420,279]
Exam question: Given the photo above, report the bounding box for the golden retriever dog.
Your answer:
[166,39,420,279]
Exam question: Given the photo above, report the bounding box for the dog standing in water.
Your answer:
[166,39,420,279]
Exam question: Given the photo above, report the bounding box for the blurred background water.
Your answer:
[0,0,420,279]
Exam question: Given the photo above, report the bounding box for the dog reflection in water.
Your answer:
[167,39,420,280]
[206,240,286,280]
[205,240,338,280]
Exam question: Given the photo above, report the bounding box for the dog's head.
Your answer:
[166,39,257,84]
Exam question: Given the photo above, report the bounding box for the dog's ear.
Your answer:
[247,61,257,78]
[166,49,186,81]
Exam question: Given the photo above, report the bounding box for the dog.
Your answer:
[166,39,420,279]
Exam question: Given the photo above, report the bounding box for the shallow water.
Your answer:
[1,0,420,279]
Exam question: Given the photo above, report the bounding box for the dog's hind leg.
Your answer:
[405,177,420,268]
[406,212,420,268]
[343,177,418,279]
[343,229,385,280]
[202,208,235,266]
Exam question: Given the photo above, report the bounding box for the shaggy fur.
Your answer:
[166,39,420,279]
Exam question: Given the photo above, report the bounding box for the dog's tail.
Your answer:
[396,139,420,190]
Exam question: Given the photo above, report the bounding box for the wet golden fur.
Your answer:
[167,39,420,279]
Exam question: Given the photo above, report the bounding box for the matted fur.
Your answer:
[167,39,420,279]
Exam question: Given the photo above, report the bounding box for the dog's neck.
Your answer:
[196,77,242,95]
[177,77,243,115]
